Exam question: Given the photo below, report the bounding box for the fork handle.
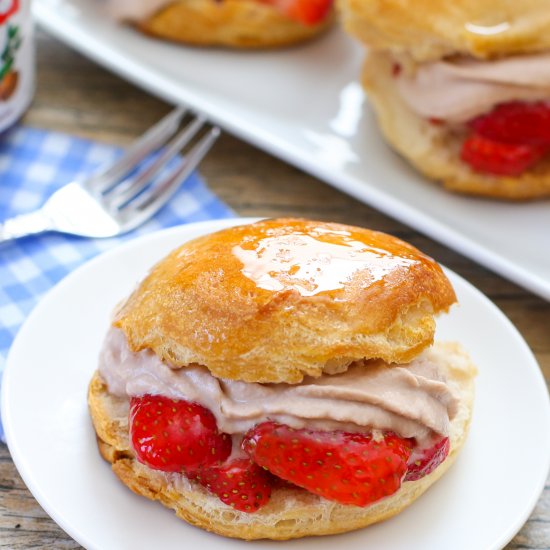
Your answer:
[0,210,54,243]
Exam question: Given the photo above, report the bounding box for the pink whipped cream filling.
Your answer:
[99,328,458,443]
[396,52,550,124]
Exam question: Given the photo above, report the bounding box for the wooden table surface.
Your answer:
[1,29,549,549]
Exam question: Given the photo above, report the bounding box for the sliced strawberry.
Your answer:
[242,422,412,507]
[469,101,550,146]
[193,458,273,512]
[129,395,231,473]
[405,436,450,482]
[460,134,548,176]
[260,0,332,26]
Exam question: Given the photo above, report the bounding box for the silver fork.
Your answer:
[0,108,220,242]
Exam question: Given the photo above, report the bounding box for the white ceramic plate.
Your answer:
[33,0,550,301]
[3,218,550,550]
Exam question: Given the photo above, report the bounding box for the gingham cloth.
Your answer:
[0,126,235,442]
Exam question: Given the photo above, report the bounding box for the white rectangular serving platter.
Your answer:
[34,0,550,300]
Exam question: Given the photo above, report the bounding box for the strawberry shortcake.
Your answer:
[88,218,476,539]
[340,0,550,199]
[103,0,333,48]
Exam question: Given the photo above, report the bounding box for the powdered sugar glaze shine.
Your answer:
[232,223,421,297]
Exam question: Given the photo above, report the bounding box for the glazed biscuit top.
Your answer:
[341,0,550,61]
[113,219,456,383]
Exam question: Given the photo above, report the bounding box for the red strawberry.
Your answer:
[405,436,450,482]
[193,458,273,512]
[129,395,231,473]
[460,134,548,176]
[242,422,412,507]
[469,101,550,146]
[260,0,332,25]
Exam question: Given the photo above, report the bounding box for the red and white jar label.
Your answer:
[0,0,34,132]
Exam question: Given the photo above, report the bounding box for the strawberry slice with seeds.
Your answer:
[193,458,273,512]
[242,422,412,507]
[260,0,332,25]
[460,134,548,176]
[129,395,231,472]
[405,436,450,482]
[469,101,550,146]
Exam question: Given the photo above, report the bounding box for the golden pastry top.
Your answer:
[113,219,456,383]
[340,0,550,61]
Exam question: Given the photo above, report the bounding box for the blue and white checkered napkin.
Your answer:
[0,126,235,441]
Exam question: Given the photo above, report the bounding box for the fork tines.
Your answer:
[88,108,219,217]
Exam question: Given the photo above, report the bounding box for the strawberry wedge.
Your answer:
[192,458,273,512]
[260,0,332,25]
[461,101,550,176]
[129,395,231,472]
[243,422,413,507]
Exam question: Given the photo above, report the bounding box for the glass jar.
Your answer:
[0,0,34,133]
